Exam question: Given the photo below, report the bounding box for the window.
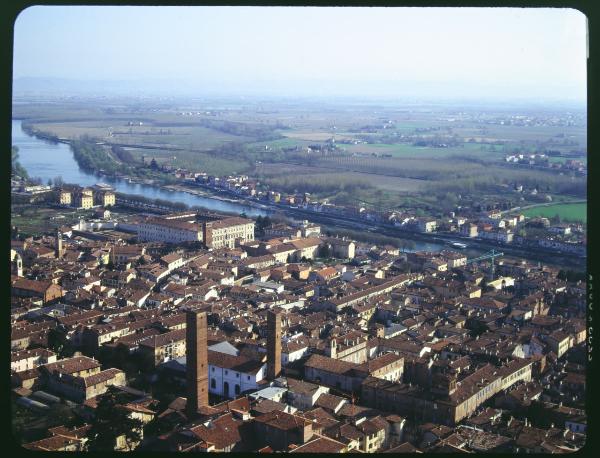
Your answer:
[235,384,240,395]
[225,370,228,375]
[247,375,251,381]
[211,367,215,372]
[211,378,216,389]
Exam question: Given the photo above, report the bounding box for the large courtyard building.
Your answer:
[135,213,255,248]
[136,217,202,244]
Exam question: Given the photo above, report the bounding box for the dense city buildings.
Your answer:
[10,205,587,452]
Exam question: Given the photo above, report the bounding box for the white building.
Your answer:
[11,348,57,373]
[136,217,201,244]
[275,378,330,411]
[207,343,266,399]
[282,338,310,366]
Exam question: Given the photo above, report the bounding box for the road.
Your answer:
[271,204,585,270]
[116,180,586,271]
[185,184,586,269]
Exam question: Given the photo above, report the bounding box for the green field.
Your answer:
[338,141,497,158]
[522,202,587,223]
[10,205,96,236]
[14,99,587,215]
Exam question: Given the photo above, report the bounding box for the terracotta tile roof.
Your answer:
[305,354,356,376]
[252,399,289,414]
[83,368,124,388]
[11,347,55,362]
[22,435,81,451]
[12,277,57,294]
[253,410,311,431]
[208,351,264,375]
[338,423,364,441]
[161,253,183,264]
[289,237,322,250]
[315,393,347,412]
[355,352,403,375]
[384,442,421,453]
[290,435,346,453]
[188,413,243,450]
[209,216,253,230]
[42,356,101,376]
[286,378,322,395]
[139,328,186,349]
[267,244,297,255]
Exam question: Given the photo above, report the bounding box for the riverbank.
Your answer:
[153,178,587,270]
[162,184,254,205]
[12,119,270,217]
[13,119,586,270]
[75,153,592,269]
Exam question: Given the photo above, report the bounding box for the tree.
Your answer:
[318,244,331,259]
[48,401,77,428]
[48,328,75,358]
[86,386,143,451]
[12,145,29,179]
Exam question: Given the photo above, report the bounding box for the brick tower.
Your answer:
[267,309,282,380]
[55,229,63,259]
[186,310,209,418]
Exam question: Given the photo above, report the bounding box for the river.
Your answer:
[12,118,448,253]
[11,119,269,217]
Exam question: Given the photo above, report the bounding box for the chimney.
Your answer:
[267,309,282,380]
[186,309,209,419]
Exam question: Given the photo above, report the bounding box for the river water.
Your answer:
[11,119,268,217]
[12,119,446,252]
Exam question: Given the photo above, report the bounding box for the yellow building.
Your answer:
[59,190,72,206]
[98,191,116,207]
[77,194,94,209]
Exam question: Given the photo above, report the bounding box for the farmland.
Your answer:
[522,202,587,223]
[12,97,587,215]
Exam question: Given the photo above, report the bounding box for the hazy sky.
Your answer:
[13,6,587,101]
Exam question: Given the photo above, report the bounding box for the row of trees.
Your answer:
[111,145,137,164]
[198,118,282,142]
[21,122,59,143]
[117,192,188,211]
[71,139,126,175]
[263,173,374,195]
